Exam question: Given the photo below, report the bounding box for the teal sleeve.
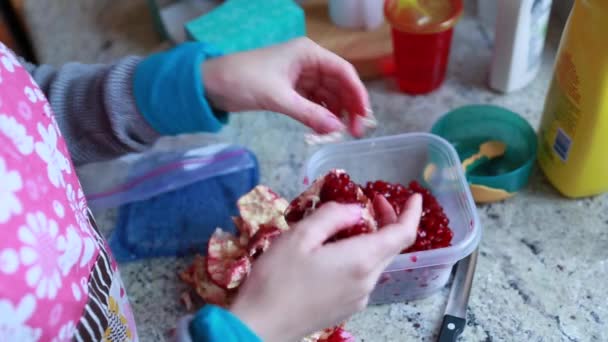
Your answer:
[189,305,262,342]
[133,42,229,135]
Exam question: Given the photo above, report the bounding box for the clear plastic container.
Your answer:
[304,133,481,304]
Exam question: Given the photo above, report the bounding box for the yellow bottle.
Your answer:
[537,0,608,198]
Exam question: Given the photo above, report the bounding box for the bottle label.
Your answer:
[528,0,552,71]
[538,51,581,164]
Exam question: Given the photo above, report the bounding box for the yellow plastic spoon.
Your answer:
[461,140,507,173]
[469,183,515,203]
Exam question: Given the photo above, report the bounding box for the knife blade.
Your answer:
[437,248,479,342]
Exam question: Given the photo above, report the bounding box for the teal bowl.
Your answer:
[430,105,537,199]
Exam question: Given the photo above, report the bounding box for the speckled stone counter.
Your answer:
[24,1,608,341]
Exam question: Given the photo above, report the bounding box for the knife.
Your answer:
[437,248,479,342]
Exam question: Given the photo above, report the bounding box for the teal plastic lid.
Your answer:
[431,105,537,193]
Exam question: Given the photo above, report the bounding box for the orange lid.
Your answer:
[384,0,464,34]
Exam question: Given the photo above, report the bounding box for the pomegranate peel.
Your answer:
[247,224,283,258]
[206,255,252,290]
[180,255,231,307]
[206,228,251,289]
[238,185,290,238]
[285,175,325,223]
[207,228,244,259]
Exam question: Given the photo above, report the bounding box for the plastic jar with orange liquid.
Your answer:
[384,0,463,94]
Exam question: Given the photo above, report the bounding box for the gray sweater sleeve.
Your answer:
[21,57,161,166]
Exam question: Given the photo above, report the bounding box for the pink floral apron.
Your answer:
[0,43,137,341]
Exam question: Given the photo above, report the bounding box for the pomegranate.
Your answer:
[403,181,453,253]
[285,169,377,240]
[287,170,453,251]
[363,180,413,215]
[364,179,453,253]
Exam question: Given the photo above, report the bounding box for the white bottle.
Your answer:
[489,0,552,92]
[328,0,384,31]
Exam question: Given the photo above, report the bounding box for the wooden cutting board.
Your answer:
[302,0,395,80]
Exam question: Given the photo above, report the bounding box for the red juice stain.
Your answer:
[303,177,310,186]
[410,255,418,262]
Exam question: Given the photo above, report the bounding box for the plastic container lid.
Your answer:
[431,105,537,194]
[384,0,464,34]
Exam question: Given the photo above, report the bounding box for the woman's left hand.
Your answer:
[202,37,372,137]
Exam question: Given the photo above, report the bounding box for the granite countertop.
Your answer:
[23,0,607,341]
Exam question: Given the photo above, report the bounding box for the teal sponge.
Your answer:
[185,0,306,54]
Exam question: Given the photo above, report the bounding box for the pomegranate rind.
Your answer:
[285,174,326,223]
[206,255,252,290]
[232,217,249,245]
[207,228,244,259]
[247,224,282,257]
[179,255,230,307]
[206,228,251,289]
[238,185,290,238]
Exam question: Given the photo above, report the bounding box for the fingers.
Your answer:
[312,46,370,116]
[349,115,366,138]
[310,87,342,117]
[329,194,422,263]
[306,44,370,137]
[318,194,421,301]
[284,39,372,136]
[370,194,423,258]
[373,194,398,227]
[276,90,346,134]
[293,202,363,248]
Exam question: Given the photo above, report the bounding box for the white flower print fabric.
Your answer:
[0,114,34,155]
[35,123,71,188]
[0,43,137,341]
[0,157,22,223]
[18,212,64,300]
[0,295,42,341]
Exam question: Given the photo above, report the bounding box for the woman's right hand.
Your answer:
[230,194,422,342]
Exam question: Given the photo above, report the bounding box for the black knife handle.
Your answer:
[437,315,466,342]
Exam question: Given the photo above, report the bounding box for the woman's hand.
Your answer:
[202,38,372,137]
[230,194,422,342]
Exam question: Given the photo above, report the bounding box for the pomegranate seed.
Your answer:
[289,172,453,253]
